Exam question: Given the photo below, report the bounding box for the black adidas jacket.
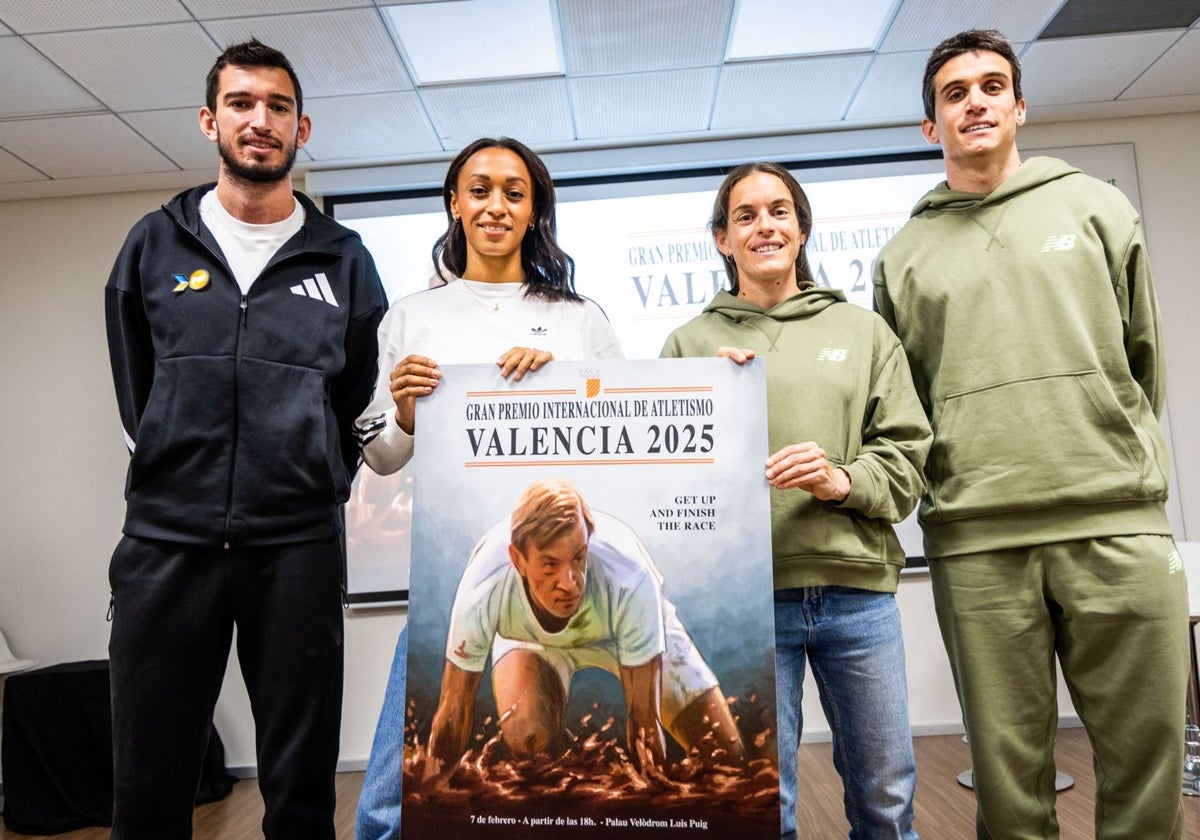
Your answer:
[105,184,387,548]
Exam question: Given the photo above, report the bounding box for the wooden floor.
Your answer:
[3,729,1198,838]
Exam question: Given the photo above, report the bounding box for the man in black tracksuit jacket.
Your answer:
[104,40,386,839]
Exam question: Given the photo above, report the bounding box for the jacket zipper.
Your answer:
[165,201,328,549]
[222,294,249,549]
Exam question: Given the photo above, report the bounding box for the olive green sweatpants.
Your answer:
[930,534,1189,839]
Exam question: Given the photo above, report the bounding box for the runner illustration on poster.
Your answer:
[401,356,779,839]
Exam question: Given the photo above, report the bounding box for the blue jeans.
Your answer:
[356,624,408,840]
[775,587,918,840]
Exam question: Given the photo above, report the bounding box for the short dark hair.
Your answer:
[922,29,1021,122]
[206,38,303,115]
[433,137,580,302]
[709,162,814,297]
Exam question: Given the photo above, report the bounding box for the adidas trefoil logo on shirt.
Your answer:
[1040,234,1077,253]
[530,327,547,337]
[290,273,339,307]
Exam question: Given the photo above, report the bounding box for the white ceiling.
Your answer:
[1,0,1198,201]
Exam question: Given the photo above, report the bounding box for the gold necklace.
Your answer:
[460,278,525,311]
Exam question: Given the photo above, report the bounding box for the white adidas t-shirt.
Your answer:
[357,276,623,475]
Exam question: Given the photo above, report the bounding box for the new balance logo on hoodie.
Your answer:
[1167,549,1183,575]
[291,273,339,307]
[1041,234,1077,253]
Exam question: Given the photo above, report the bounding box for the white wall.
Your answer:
[1,110,1197,774]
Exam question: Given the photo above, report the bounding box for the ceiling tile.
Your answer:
[0,0,188,33]
[421,79,574,149]
[0,144,48,184]
[1,0,1199,201]
[1020,31,1182,105]
[880,0,1062,51]
[844,51,928,121]
[302,92,441,160]
[0,114,177,178]
[203,9,413,97]
[1040,0,1200,39]
[184,0,366,19]
[29,22,218,111]
[121,107,219,171]
[561,0,730,75]
[729,0,892,58]
[386,0,559,84]
[712,55,872,130]
[0,36,102,118]
[572,69,718,139]
[1123,29,1200,98]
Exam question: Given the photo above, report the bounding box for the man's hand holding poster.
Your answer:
[401,357,779,839]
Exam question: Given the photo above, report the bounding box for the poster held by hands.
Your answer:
[401,357,779,839]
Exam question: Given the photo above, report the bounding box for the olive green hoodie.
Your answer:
[662,287,930,593]
[873,156,1171,558]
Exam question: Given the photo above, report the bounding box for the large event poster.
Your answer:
[400,357,779,839]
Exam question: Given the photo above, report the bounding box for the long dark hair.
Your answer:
[710,162,814,296]
[432,137,580,302]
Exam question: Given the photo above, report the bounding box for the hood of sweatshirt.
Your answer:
[701,285,844,323]
[913,156,1082,216]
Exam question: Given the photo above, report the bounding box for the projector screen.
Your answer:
[329,142,1177,605]
[329,152,946,604]
[331,154,946,358]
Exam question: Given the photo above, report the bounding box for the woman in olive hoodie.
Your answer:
[662,162,931,840]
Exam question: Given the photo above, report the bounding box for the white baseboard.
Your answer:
[225,757,369,779]
[798,715,1083,745]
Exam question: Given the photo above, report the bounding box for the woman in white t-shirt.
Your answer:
[353,137,622,840]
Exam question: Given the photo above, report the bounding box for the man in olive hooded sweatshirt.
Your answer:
[873,29,1189,839]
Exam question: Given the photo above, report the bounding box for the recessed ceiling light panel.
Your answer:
[384,0,563,84]
[728,0,896,59]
